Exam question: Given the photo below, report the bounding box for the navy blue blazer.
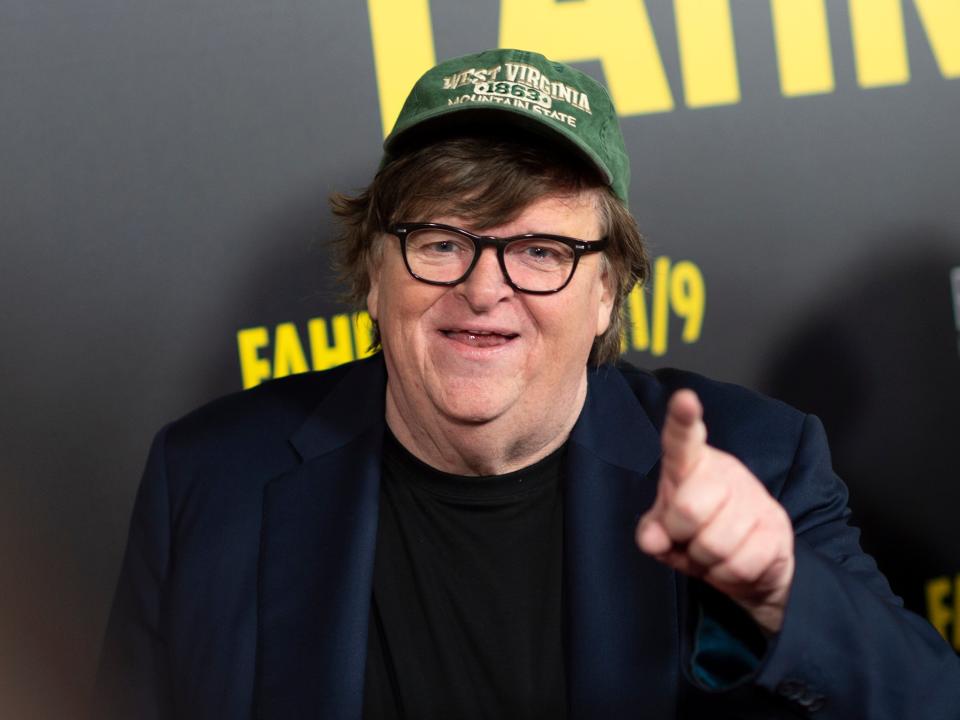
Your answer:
[95,354,960,719]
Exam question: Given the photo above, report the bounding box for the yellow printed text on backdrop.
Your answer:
[237,312,376,390]
[368,0,960,134]
[926,573,960,650]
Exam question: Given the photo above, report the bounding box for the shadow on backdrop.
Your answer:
[762,229,960,616]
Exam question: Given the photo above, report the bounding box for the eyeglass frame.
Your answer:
[387,222,609,295]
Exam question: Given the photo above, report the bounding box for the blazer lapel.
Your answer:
[565,366,679,720]
[257,358,387,720]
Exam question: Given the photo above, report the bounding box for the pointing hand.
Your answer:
[636,390,795,633]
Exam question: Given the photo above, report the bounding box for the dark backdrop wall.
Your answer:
[3,1,958,716]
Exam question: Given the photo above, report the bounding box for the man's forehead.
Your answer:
[402,188,601,230]
[406,190,603,234]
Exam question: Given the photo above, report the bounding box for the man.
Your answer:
[96,49,960,719]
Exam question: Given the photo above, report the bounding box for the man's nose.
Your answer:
[456,247,513,310]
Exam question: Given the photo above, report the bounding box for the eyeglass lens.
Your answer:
[404,227,575,292]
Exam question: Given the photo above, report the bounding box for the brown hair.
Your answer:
[330,131,649,365]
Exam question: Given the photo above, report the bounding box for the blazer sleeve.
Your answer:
[750,413,960,718]
[91,426,175,720]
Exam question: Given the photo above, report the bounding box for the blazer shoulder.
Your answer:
[175,362,352,438]
[614,361,808,461]
[159,358,374,482]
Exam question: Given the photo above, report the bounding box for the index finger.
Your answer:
[661,389,707,482]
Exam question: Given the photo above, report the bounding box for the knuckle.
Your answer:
[692,533,726,564]
[759,540,780,567]
[760,504,791,535]
[671,495,702,525]
[726,557,762,585]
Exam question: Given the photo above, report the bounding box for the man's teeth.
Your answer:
[443,330,517,347]
[446,330,509,336]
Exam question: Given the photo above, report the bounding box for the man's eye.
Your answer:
[421,239,470,256]
[410,233,468,254]
[525,246,557,259]
[511,241,571,264]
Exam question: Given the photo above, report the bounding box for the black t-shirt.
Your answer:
[362,430,567,720]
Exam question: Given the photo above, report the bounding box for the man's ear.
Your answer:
[366,260,380,322]
[595,260,616,336]
[366,236,387,321]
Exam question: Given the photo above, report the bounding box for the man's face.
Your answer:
[367,190,614,429]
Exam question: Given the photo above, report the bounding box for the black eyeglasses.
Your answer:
[387,223,608,294]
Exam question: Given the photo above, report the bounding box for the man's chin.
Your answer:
[431,383,519,427]
[438,401,511,427]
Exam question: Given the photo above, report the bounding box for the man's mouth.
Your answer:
[441,329,520,348]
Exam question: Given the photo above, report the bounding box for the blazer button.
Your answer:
[799,693,826,713]
[776,679,804,701]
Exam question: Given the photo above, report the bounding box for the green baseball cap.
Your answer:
[383,48,630,204]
